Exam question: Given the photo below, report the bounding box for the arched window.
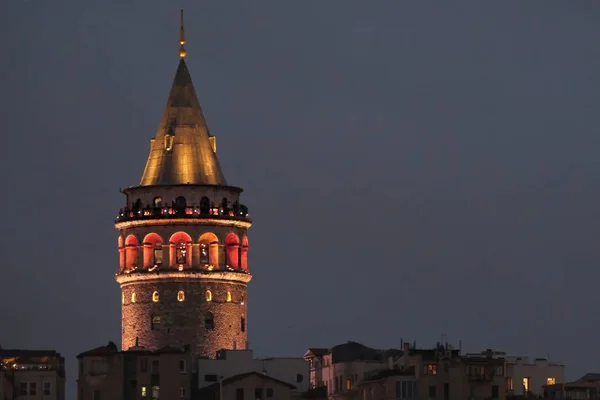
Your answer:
[152,291,159,302]
[143,233,163,269]
[198,233,219,266]
[175,196,186,209]
[133,198,142,211]
[200,196,210,214]
[118,236,125,272]
[204,312,214,330]
[241,236,249,272]
[221,198,229,215]
[226,291,232,302]
[177,291,185,302]
[225,233,240,269]
[205,290,212,302]
[153,244,163,265]
[241,316,246,333]
[153,197,162,208]
[199,242,209,264]
[131,292,136,303]
[169,232,192,268]
[176,242,187,265]
[125,235,140,271]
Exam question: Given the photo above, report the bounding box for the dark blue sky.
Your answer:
[2,1,600,397]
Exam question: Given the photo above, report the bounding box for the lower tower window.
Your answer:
[131,292,136,303]
[204,312,214,330]
[205,290,212,302]
[241,316,246,333]
[152,291,159,302]
[177,291,185,302]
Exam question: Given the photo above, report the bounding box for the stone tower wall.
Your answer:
[121,279,248,357]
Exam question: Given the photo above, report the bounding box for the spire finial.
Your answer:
[179,9,187,58]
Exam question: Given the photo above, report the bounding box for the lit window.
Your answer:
[122,294,125,304]
[206,290,212,301]
[141,386,147,397]
[176,241,187,265]
[346,378,351,391]
[523,377,530,392]
[200,242,209,264]
[426,364,437,375]
[152,386,160,400]
[153,197,162,208]
[152,291,159,302]
[131,292,136,303]
[153,244,163,265]
[177,291,185,302]
[227,291,232,302]
[547,377,556,385]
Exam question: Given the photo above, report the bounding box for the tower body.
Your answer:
[115,54,251,358]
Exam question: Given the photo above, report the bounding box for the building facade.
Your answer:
[197,349,309,393]
[0,349,66,400]
[114,13,252,358]
[504,355,565,396]
[197,371,297,400]
[77,342,194,400]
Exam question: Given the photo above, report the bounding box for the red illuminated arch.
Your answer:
[198,232,219,267]
[124,235,139,272]
[118,236,125,272]
[241,236,249,272]
[142,233,164,268]
[225,233,240,269]
[169,232,192,268]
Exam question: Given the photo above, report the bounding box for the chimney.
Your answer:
[403,342,410,368]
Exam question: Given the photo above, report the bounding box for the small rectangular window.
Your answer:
[254,388,263,399]
[266,388,273,398]
[43,382,52,395]
[19,383,27,395]
[236,388,244,400]
[429,385,437,398]
[204,374,218,382]
[151,386,160,400]
[180,387,186,397]
[29,382,37,396]
[179,359,186,373]
[93,390,101,400]
[492,385,499,399]
[151,360,159,374]
[140,359,148,373]
[141,386,147,397]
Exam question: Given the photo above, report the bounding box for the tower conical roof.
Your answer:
[139,58,227,186]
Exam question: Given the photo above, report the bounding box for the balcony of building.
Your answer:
[116,203,250,224]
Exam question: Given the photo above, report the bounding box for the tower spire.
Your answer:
[179,9,187,58]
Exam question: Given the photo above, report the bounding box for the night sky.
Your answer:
[2,2,600,398]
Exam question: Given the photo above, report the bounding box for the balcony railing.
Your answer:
[116,205,250,223]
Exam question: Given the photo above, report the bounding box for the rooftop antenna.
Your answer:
[179,9,187,58]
